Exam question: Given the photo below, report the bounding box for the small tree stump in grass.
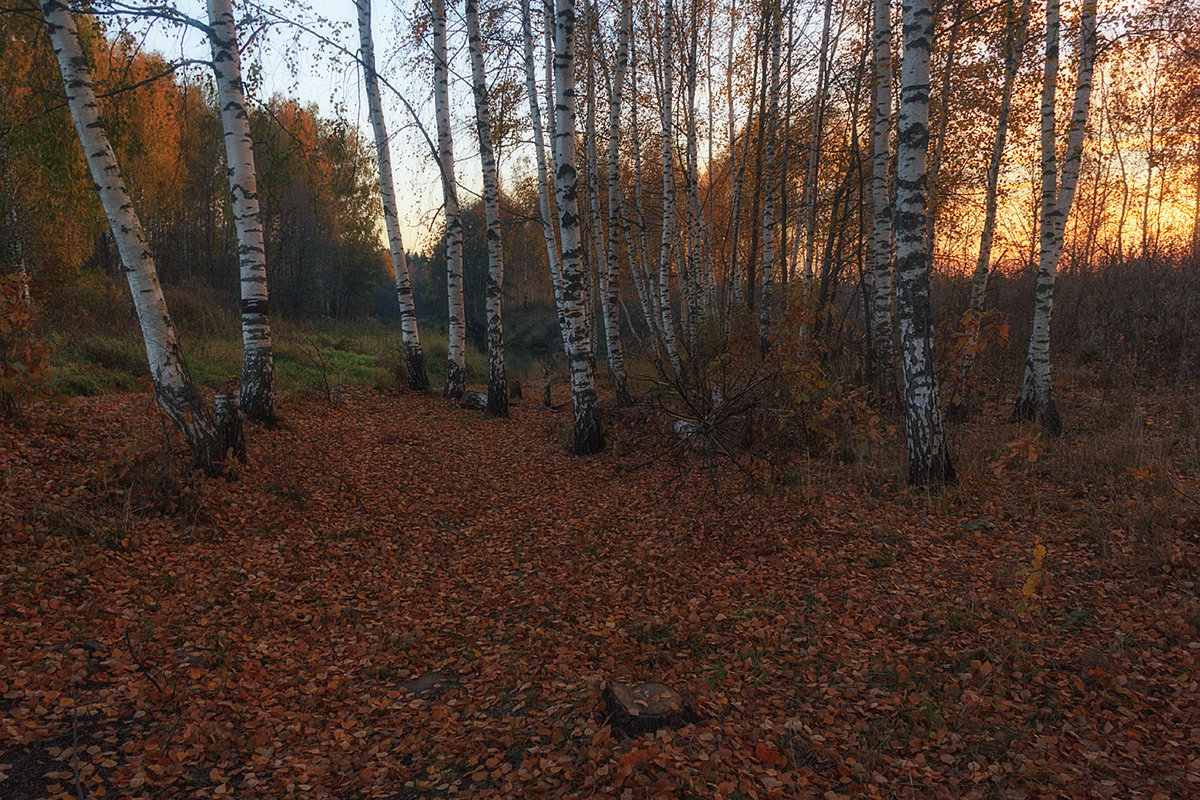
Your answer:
[602,680,698,736]
[459,390,488,411]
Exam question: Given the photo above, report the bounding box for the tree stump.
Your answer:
[459,390,488,411]
[602,680,698,736]
[214,382,246,464]
[508,379,522,400]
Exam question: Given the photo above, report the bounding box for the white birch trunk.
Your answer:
[758,7,781,349]
[553,0,604,453]
[604,0,633,405]
[658,0,682,373]
[43,0,232,475]
[466,0,509,417]
[869,0,896,399]
[356,0,428,391]
[521,0,570,354]
[208,0,275,426]
[1015,0,1096,435]
[583,9,610,386]
[950,0,1029,418]
[894,0,953,485]
[433,0,467,399]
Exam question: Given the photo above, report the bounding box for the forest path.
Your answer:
[1,387,1197,799]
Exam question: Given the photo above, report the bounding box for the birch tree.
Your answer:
[207,0,275,425]
[42,0,236,476]
[948,0,1029,419]
[894,0,953,485]
[1014,0,1097,434]
[604,0,634,406]
[869,0,896,400]
[552,0,604,453]
[658,0,682,373]
[356,0,428,391]
[800,0,835,282]
[466,0,509,416]
[433,0,467,399]
[758,4,781,349]
[520,0,569,353]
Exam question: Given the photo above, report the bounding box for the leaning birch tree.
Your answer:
[869,0,896,400]
[949,0,1029,419]
[466,0,508,417]
[356,0,428,391]
[207,0,275,425]
[894,0,953,485]
[42,0,236,476]
[552,0,604,453]
[1014,0,1097,435]
[433,0,467,399]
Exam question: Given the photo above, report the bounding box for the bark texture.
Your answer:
[43,0,234,476]
[552,0,604,453]
[894,0,953,486]
[466,0,509,417]
[433,0,466,399]
[356,0,428,391]
[1015,0,1096,435]
[869,0,896,400]
[207,0,275,426]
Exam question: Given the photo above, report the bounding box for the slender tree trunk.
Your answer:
[604,0,634,405]
[949,0,1029,419]
[727,8,762,312]
[1015,0,1096,435]
[759,6,781,350]
[433,0,466,399]
[658,0,682,372]
[466,0,508,416]
[629,46,666,357]
[801,0,834,283]
[1192,131,1200,260]
[583,6,612,391]
[356,0,428,391]
[43,0,235,476]
[923,0,963,257]
[894,0,953,486]
[521,0,570,353]
[553,0,604,453]
[207,0,275,425]
[870,0,896,401]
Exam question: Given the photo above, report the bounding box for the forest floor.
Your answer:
[1,378,1199,799]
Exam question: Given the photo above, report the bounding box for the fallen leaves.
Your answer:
[0,387,1198,799]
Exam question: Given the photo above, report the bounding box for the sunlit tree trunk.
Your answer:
[207,0,275,425]
[949,0,1029,419]
[658,0,682,372]
[894,0,953,486]
[1015,0,1096,435]
[43,0,233,476]
[553,0,604,453]
[466,0,509,416]
[433,0,466,399]
[604,0,634,405]
[356,0,428,391]
[869,0,896,400]
[583,7,612,396]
